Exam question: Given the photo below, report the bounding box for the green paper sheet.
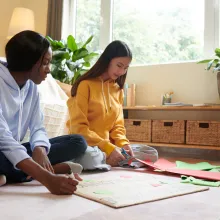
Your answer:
[176,161,220,171]
[181,175,220,187]
[93,190,113,195]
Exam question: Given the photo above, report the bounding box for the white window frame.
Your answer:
[204,0,219,57]
[62,0,77,39]
[99,0,113,50]
[64,0,220,62]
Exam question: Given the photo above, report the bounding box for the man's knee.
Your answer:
[69,134,87,154]
[0,151,28,183]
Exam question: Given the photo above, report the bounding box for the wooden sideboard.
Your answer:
[123,106,220,151]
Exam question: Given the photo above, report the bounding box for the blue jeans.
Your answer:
[0,135,87,183]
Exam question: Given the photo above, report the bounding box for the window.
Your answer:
[75,0,101,52]
[112,0,204,65]
[66,0,219,66]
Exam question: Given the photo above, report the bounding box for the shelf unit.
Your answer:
[123,106,220,151]
[123,106,220,111]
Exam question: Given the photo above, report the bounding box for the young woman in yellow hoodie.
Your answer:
[67,40,133,167]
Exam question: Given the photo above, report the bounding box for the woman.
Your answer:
[67,40,133,167]
[0,30,87,195]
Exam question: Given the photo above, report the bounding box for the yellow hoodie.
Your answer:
[66,77,129,156]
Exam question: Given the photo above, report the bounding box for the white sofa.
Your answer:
[23,74,69,142]
[0,57,6,61]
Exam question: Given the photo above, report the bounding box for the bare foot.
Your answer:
[53,163,72,174]
[0,175,6,186]
[53,162,83,175]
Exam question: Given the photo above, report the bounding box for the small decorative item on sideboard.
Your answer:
[123,83,136,107]
[162,91,174,105]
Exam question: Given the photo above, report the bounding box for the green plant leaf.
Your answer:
[66,60,78,71]
[48,34,97,84]
[207,59,219,70]
[51,59,61,65]
[46,36,53,43]
[71,69,81,84]
[212,62,220,72]
[82,36,93,48]
[72,48,89,62]
[53,51,70,60]
[79,69,88,75]
[83,62,91,67]
[197,59,213,64]
[54,40,64,50]
[213,66,220,72]
[67,35,77,52]
[57,48,68,52]
[57,70,67,80]
[215,48,220,57]
[50,65,58,77]
[83,52,99,62]
[57,41,65,48]
[50,65,67,82]
[46,36,58,50]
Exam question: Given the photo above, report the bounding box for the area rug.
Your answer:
[75,170,208,208]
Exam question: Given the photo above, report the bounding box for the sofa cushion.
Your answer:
[22,74,69,142]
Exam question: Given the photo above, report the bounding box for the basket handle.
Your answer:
[133,121,141,126]
[164,122,173,127]
[199,123,209,128]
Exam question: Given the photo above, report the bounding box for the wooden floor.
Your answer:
[148,145,220,162]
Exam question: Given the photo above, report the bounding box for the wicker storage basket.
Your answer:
[152,120,185,144]
[186,121,220,146]
[124,119,151,142]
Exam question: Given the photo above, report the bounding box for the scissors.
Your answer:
[118,148,135,167]
[121,148,130,159]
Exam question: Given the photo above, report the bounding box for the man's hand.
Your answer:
[106,148,125,167]
[32,146,54,173]
[123,144,134,157]
[45,174,79,195]
[17,158,79,195]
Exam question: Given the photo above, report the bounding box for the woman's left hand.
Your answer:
[32,146,54,173]
[123,144,134,157]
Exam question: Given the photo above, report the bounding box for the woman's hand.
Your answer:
[32,146,54,173]
[106,148,125,167]
[123,144,134,157]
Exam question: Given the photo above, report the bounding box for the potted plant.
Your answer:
[198,48,220,97]
[46,35,99,96]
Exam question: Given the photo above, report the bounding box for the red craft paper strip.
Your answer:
[136,158,220,181]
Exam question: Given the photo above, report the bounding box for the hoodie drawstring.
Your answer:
[17,89,23,143]
[101,80,111,113]
[107,81,112,110]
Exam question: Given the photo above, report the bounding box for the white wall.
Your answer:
[0,0,48,57]
[127,62,219,105]
[0,0,21,56]
[0,0,219,105]
[21,0,48,36]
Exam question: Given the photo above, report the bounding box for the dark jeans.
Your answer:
[0,135,87,183]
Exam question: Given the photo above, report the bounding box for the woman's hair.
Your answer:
[5,30,50,72]
[71,40,132,97]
